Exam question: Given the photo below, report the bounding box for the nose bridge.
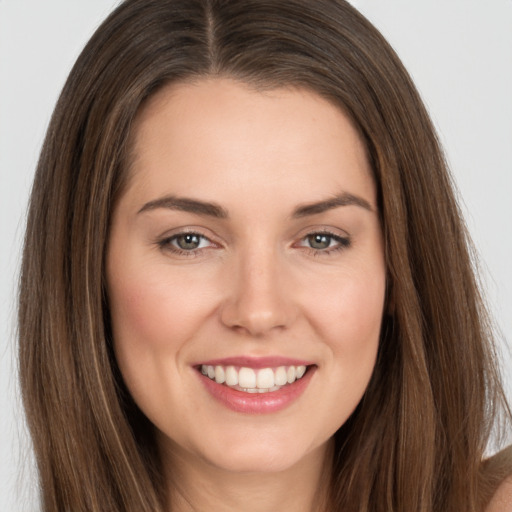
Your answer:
[221,241,293,335]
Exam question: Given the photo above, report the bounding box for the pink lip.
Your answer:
[196,365,316,414]
[195,356,314,369]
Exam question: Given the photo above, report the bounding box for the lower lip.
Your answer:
[197,367,316,414]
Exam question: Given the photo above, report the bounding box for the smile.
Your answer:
[195,358,316,414]
[200,364,308,393]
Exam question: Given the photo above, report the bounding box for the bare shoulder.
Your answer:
[482,446,512,512]
[485,474,512,512]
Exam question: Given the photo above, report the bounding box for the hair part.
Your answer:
[19,1,511,511]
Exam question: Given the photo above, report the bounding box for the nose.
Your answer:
[220,247,296,337]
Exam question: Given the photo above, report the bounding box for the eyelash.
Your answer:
[296,231,351,256]
[157,231,215,258]
[156,230,351,257]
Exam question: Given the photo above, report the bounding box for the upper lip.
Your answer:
[194,356,315,369]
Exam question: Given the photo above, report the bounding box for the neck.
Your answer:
[161,438,333,512]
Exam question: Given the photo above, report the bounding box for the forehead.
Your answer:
[122,78,375,212]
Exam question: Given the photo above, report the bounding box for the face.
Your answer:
[106,78,386,475]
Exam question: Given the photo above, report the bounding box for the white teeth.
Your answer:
[275,366,287,386]
[257,368,275,389]
[214,366,225,384]
[200,363,310,393]
[238,367,256,388]
[225,366,238,386]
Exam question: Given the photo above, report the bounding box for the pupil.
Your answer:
[309,234,330,250]
[178,234,200,250]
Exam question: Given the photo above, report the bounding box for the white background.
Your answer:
[1,1,511,509]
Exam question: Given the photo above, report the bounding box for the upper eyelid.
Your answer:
[293,225,350,240]
[155,228,216,250]
[163,232,216,247]
[302,232,348,242]
[158,227,217,241]
[295,232,350,248]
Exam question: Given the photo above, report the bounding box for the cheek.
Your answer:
[108,262,217,355]
[106,261,222,430]
[303,268,385,431]
[307,268,385,344]
[301,260,386,398]
[338,278,384,342]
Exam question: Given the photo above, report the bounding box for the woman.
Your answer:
[18,0,512,511]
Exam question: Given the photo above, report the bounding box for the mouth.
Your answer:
[194,358,316,414]
[198,363,310,393]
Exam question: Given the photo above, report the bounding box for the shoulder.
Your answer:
[482,446,512,512]
[485,475,512,512]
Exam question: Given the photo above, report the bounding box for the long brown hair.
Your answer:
[18,1,511,510]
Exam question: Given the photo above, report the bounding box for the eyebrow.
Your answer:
[138,195,228,218]
[292,192,373,217]
[137,192,373,219]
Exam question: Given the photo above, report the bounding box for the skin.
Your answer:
[487,475,512,512]
[106,78,387,512]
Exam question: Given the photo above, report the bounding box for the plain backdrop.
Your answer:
[1,1,511,510]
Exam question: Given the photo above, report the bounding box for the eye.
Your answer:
[172,233,209,251]
[306,233,336,250]
[297,231,351,253]
[157,231,215,255]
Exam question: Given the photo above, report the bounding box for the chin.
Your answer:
[191,428,325,474]
[207,448,301,474]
